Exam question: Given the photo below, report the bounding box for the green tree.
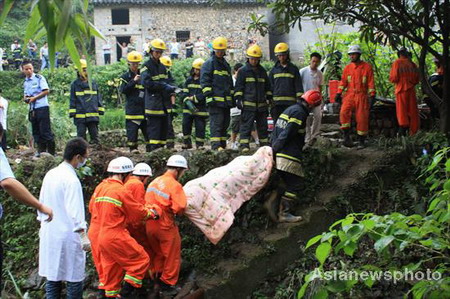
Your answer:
[258,0,450,137]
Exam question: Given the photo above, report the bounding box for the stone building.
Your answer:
[92,0,269,65]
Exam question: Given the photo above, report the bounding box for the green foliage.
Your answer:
[300,148,450,299]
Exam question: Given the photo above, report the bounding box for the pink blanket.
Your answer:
[183,146,273,244]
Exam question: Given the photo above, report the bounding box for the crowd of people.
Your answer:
[0,35,446,298]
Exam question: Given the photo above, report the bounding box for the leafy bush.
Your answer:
[299,147,450,299]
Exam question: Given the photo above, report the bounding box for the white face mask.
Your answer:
[77,157,87,169]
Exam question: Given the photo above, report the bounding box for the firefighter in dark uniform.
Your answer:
[180,58,208,149]
[234,45,272,151]
[269,43,303,123]
[12,44,23,70]
[200,37,234,150]
[69,59,104,144]
[160,56,176,149]
[141,39,177,152]
[268,90,322,223]
[119,51,147,152]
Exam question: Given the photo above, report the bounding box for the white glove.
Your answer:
[79,231,91,252]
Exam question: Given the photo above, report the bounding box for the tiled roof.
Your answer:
[92,0,264,5]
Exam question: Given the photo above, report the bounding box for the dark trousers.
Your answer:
[209,106,230,150]
[1,132,6,151]
[76,121,99,144]
[104,53,111,64]
[271,105,291,124]
[182,114,207,147]
[30,106,55,152]
[167,114,175,149]
[45,280,83,299]
[170,53,179,60]
[126,119,148,150]
[278,170,304,201]
[147,115,169,152]
[239,110,269,148]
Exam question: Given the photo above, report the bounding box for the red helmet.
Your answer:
[302,90,322,107]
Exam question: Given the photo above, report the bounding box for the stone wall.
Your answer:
[93,4,269,65]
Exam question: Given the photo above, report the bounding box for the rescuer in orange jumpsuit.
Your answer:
[335,45,376,149]
[88,157,160,298]
[124,162,154,259]
[145,154,188,297]
[389,47,420,136]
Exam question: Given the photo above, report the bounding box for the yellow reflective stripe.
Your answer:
[347,75,351,83]
[259,138,269,142]
[149,140,166,144]
[182,89,189,93]
[206,97,213,103]
[196,137,205,142]
[246,77,256,82]
[296,92,303,97]
[214,97,225,102]
[341,123,351,128]
[210,137,221,141]
[279,114,289,121]
[84,90,98,95]
[135,84,145,89]
[298,128,306,134]
[276,153,301,163]
[243,101,256,106]
[289,117,302,126]
[151,74,168,80]
[95,196,123,207]
[69,109,76,113]
[266,91,273,95]
[274,73,294,79]
[75,114,86,118]
[183,109,192,114]
[221,137,228,141]
[202,87,212,93]
[105,289,121,296]
[187,84,201,88]
[357,130,368,136]
[75,92,84,96]
[231,90,235,95]
[140,66,147,72]
[213,70,229,76]
[145,109,165,115]
[240,139,249,143]
[258,78,266,82]
[126,115,145,120]
[226,96,232,101]
[431,81,439,86]
[273,96,296,102]
[234,91,243,97]
[86,113,100,117]
[98,107,105,112]
[166,109,172,113]
[194,111,208,116]
[284,191,297,199]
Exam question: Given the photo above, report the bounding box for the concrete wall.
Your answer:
[93,4,269,65]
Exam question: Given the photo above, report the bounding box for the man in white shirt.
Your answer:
[194,36,206,57]
[0,89,8,151]
[40,43,49,70]
[38,137,90,299]
[102,41,112,64]
[300,52,324,146]
[170,39,180,60]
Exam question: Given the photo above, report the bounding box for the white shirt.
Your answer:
[0,97,8,130]
[230,76,241,116]
[10,43,20,52]
[299,66,323,92]
[38,162,87,282]
[102,43,111,54]
[170,42,180,55]
[40,47,49,58]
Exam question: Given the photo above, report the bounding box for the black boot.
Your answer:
[342,130,353,148]
[120,282,137,298]
[47,140,56,155]
[397,127,408,137]
[357,135,366,150]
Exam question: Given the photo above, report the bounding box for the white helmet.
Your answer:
[107,157,134,173]
[348,45,362,54]
[133,163,153,176]
[166,155,188,169]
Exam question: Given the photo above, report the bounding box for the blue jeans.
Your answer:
[41,56,49,70]
[45,280,83,299]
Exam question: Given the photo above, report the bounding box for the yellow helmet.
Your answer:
[192,58,205,70]
[160,56,172,67]
[74,59,87,70]
[274,42,289,55]
[212,37,228,50]
[127,51,143,63]
[246,45,262,58]
[150,38,167,51]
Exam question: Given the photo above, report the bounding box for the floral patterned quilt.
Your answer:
[183,146,273,244]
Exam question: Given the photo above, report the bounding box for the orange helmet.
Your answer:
[302,90,322,107]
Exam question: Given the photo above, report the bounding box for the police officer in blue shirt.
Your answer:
[0,123,53,289]
[22,60,55,156]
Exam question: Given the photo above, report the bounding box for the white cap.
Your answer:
[133,163,153,176]
[107,157,134,173]
[348,45,362,54]
[166,155,188,169]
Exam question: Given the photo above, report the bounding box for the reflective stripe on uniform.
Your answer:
[234,91,243,96]
[75,114,86,118]
[296,92,303,97]
[124,275,142,286]
[246,77,256,82]
[86,113,100,117]
[105,289,121,297]
[240,139,249,144]
[145,109,165,115]
[196,137,205,142]
[202,87,212,93]
[98,107,105,112]
[276,153,301,163]
[288,117,302,126]
[151,74,168,80]
[188,84,201,88]
[210,137,221,141]
[135,84,145,89]
[126,115,145,120]
[357,130,368,136]
[279,114,289,121]
[146,187,169,198]
[273,96,296,102]
[69,109,76,113]
[274,73,294,79]
[95,196,123,207]
[213,70,229,76]
[266,91,273,95]
[148,140,167,145]
[341,123,351,128]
